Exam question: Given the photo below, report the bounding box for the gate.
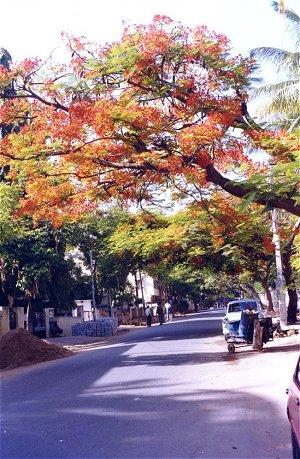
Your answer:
[9,308,17,330]
[33,311,46,338]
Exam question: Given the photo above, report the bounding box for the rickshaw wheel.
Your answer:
[228,343,235,353]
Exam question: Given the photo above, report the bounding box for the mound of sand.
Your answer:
[0,328,74,371]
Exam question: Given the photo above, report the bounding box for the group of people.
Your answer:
[144,301,172,327]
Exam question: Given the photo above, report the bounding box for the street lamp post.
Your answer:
[89,251,96,321]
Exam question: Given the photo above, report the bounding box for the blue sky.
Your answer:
[1,0,298,63]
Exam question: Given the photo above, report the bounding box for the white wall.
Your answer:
[56,316,82,337]
[74,299,93,321]
[127,272,164,304]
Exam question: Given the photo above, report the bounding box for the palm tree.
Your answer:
[250,1,300,131]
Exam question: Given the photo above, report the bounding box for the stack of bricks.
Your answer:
[72,317,118,337]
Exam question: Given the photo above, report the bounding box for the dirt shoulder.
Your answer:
[44,327,139,352]
[0,326,141,379]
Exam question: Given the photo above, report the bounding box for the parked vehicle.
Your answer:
[222,299,272,353]
[222,299,265,337]
[287,355,300,459]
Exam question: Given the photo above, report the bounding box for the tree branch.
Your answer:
[205,163,300,216]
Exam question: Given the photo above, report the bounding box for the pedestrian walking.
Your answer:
[164,301,172,321]
[145,305,152,327]
[156,302,165,325]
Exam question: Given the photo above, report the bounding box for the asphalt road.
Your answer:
[1,311,299,459]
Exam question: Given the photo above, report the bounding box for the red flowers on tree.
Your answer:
[0,16,299,224]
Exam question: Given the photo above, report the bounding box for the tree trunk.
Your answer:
[26,296,34,333]
[133,272,139,298]
[261,280,274,312]
[282,218,300,324]
[245,282,261,301]
[282,251,298,323]
[261,261,274,312]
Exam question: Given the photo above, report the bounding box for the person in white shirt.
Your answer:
[164,301,172,321]
[145,305,152,327]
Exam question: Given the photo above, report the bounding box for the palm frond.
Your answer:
[288,116,300,131]
[271,1,300,48]
[285,51,300,74]
[251,84,300,128]
[251,79,300,127]
[248,3,299,132]
[250,79,299,99]
[250,47,294,69]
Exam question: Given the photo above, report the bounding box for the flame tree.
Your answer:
[0,16,299,224]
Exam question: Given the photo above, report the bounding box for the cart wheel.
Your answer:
[228,343,235,353]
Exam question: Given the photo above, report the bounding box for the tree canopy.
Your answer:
[108,196,278,304]
[0,16,299,224]
[0,219,78,329]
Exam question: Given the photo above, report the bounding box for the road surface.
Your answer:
[1,311,298,458]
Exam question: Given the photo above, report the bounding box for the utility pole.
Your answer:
[271,207,287,327]
[89,251,96,321]
[269,162,287,328]
[138,266,145,309]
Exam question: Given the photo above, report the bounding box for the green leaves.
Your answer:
[0,220,77,308]
[98,44,139,76]
[250,3,300,130]
[0,183,22,244]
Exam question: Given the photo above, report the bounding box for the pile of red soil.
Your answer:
[0,328,74,371]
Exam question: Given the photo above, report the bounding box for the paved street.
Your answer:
[1,311,299,459]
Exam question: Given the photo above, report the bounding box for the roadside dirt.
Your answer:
[44,328,135,352]
[0,327,139,373]
[0,328,74,371]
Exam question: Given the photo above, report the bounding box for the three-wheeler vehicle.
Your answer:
[222,299,273,353]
